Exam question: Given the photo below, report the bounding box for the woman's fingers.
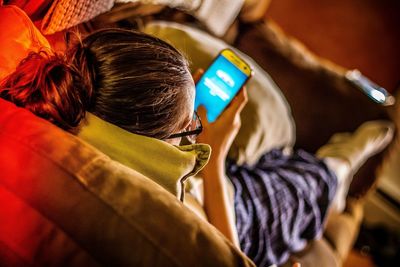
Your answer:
[197,86,248,128]
[225,87,248,116]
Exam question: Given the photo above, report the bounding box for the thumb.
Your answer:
[197,105,209,126]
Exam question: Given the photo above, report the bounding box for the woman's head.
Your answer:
[0,29,195,140]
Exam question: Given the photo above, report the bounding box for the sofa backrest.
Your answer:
[0,98,254,266]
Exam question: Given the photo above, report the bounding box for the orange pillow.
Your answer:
[0,5,51,81]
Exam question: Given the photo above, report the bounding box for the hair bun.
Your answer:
[0,51,92,131]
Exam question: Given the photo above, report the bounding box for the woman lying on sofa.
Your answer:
[0,29,393,267]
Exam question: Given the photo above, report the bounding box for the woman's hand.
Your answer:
[191,69,247,247]
[197,87,248,161]
[194,66,248,171]
[193,68,248,162]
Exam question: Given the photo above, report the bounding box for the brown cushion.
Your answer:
[0,98,254,267]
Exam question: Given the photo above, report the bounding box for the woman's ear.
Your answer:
[164,137,182,146]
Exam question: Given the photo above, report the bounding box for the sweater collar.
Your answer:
[78,113,211,200]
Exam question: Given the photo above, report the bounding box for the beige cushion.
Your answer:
[144,21,295,165]
[0,98,255,267]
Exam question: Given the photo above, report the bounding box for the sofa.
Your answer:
[0,2,393,267]
[0,5,255,267]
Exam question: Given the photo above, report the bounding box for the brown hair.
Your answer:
[0,29,193,139]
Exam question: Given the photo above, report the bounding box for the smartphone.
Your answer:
[345,69,395,106]
[194,49,253,123]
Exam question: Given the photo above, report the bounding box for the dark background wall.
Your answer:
[265,0,400,92]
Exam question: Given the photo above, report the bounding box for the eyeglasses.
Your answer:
[166,111,203,143]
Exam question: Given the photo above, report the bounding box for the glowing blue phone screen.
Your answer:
[195,54,248,123]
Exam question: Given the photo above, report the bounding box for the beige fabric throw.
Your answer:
[41,0,114,34]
